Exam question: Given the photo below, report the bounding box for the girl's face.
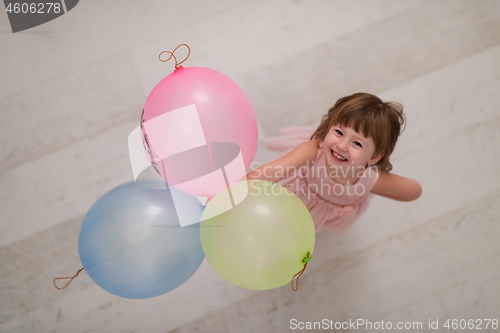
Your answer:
[322,124,383,172]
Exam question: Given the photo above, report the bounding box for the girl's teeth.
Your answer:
[332,150,347,160]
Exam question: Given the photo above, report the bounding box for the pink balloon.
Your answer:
[141,66,258,198]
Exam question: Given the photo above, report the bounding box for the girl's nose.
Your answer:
[338,139,349,151]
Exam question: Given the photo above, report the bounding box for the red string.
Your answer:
[291,252,311,291]
[158,44,191,70]
[54,267,84,290]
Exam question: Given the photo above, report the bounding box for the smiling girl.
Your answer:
[245,93,422,233]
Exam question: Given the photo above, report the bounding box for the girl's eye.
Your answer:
[354,141,362,148]
[335,129,342,135]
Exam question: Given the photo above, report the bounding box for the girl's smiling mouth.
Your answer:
[331,149,348,162]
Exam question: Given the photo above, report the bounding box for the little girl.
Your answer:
[246,92,422,234]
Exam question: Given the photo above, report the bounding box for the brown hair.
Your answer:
[310,93,406,172]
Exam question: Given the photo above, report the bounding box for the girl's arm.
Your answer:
[370,171,422,202]
[244,140,318,183]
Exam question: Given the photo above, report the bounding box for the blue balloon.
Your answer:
[78,179,205,299]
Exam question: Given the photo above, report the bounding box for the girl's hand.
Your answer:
[371,171,422,202]
[244,140,318,183]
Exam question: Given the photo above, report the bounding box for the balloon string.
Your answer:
[291,252,311,291]
[158,44,191,70]
[54,267,84,290]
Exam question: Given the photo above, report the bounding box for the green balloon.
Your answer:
[200,180,315,290]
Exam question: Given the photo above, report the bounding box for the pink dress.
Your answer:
[263,127,380,234]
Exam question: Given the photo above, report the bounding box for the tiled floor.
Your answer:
[1,1,499,332]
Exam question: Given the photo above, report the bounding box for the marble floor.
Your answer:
[1,0,499,332]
